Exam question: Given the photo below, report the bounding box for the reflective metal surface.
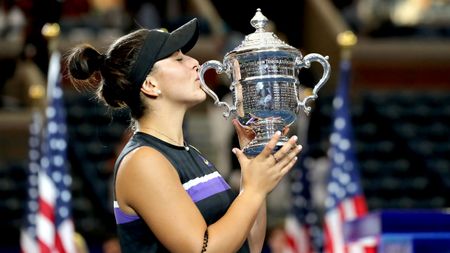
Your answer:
[199,8,331,156]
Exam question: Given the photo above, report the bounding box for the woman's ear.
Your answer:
[141,77,161,97]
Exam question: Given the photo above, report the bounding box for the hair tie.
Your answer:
[98,53,106,65]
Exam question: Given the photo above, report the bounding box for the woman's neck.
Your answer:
[136,112,185,146]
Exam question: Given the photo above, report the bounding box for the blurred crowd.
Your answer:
[0,0,301,109]
[3,0,450,109]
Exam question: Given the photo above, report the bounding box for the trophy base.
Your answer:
[242,117,289,157]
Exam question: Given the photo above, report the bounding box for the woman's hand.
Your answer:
[232,131,302,196]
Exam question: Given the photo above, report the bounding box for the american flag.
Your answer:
[284,154,320,253]
[20,51,75,253]
[323,59,372,253]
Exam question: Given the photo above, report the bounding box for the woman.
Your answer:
[66,18,302,253]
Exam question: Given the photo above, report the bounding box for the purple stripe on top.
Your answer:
[185,176,231,203]
[114,204,140,224]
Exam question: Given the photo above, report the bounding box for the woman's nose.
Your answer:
[193,59,200,69]
[187,55,199,69]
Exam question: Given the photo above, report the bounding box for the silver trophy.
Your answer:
[199,8,331,156]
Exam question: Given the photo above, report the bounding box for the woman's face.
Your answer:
[150,51,206,106]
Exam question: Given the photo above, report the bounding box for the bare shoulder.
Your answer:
[115,146,181,214]
[118,146,178,178]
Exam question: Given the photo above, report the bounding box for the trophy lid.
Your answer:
[228,8,299,55]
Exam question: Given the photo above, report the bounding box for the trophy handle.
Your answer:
[295,53,331,115]
[199,60,234,118]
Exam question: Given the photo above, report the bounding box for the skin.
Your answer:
[115,50,302,253]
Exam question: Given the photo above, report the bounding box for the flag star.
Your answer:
[41,157,49,169]
[294,196,306,208]
[50,139,58,150]
[48,122,58,134]
[52,170,62,182]
[328,182,339,193]
[332,167,342,178]
[53,155,64,167]
[336,187,346,199]
[339,139,350,151]
[339,173,350,185]
[334,152,345,164]
[29,150,39,161]
[325,197,335,208]
[306,212,318,223]
[29,188,38,198]
[59,140,67,150]
[59,207,69,217]
[53,87,63,98]
[330,132,341,144]
[31,163,40,172]
[61,190,71,202]
[46,107,56,118]
[29,176,38,186]
[343,161,354,171]
[291,181,303,193]
[28,200,38,211]
[347,182,357,193]
[30,137,39,147]
[27,214,35,223]
[334,117,346,130]
[333,97,343,109]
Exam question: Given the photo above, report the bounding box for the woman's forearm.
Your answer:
[206,190,265,253]
[248,200,267,253]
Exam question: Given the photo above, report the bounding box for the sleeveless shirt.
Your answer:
[113,132,250,252]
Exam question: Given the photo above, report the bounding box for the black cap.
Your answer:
[128,18,199,87]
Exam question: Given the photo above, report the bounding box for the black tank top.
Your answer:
[113,132,250,253]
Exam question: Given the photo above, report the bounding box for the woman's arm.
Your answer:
[248,200,267,253]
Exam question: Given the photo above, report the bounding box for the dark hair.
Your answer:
[65,29,149,119]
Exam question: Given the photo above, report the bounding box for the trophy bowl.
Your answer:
[199,8,331,156]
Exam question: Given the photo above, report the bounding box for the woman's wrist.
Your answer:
[239,187,266,204]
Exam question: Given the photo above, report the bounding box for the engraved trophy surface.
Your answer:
[199,8,331,156]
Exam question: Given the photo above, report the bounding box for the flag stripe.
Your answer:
[324,223,333,253]
[354,196,368,216]
[285,215,312,253]
[326,210,345,253]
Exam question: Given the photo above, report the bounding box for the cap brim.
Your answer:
[157,18,199,60]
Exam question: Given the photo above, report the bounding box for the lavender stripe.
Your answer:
[186,176,231,203]
[114,207,140,224]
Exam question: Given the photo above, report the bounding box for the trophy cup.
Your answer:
[199,8,331,156]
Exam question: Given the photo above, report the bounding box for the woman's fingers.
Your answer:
[280,154,299,175]
[282,127,290,136]
[260,131,282,158]
[276,144,302,169]
[272,135,300,163]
